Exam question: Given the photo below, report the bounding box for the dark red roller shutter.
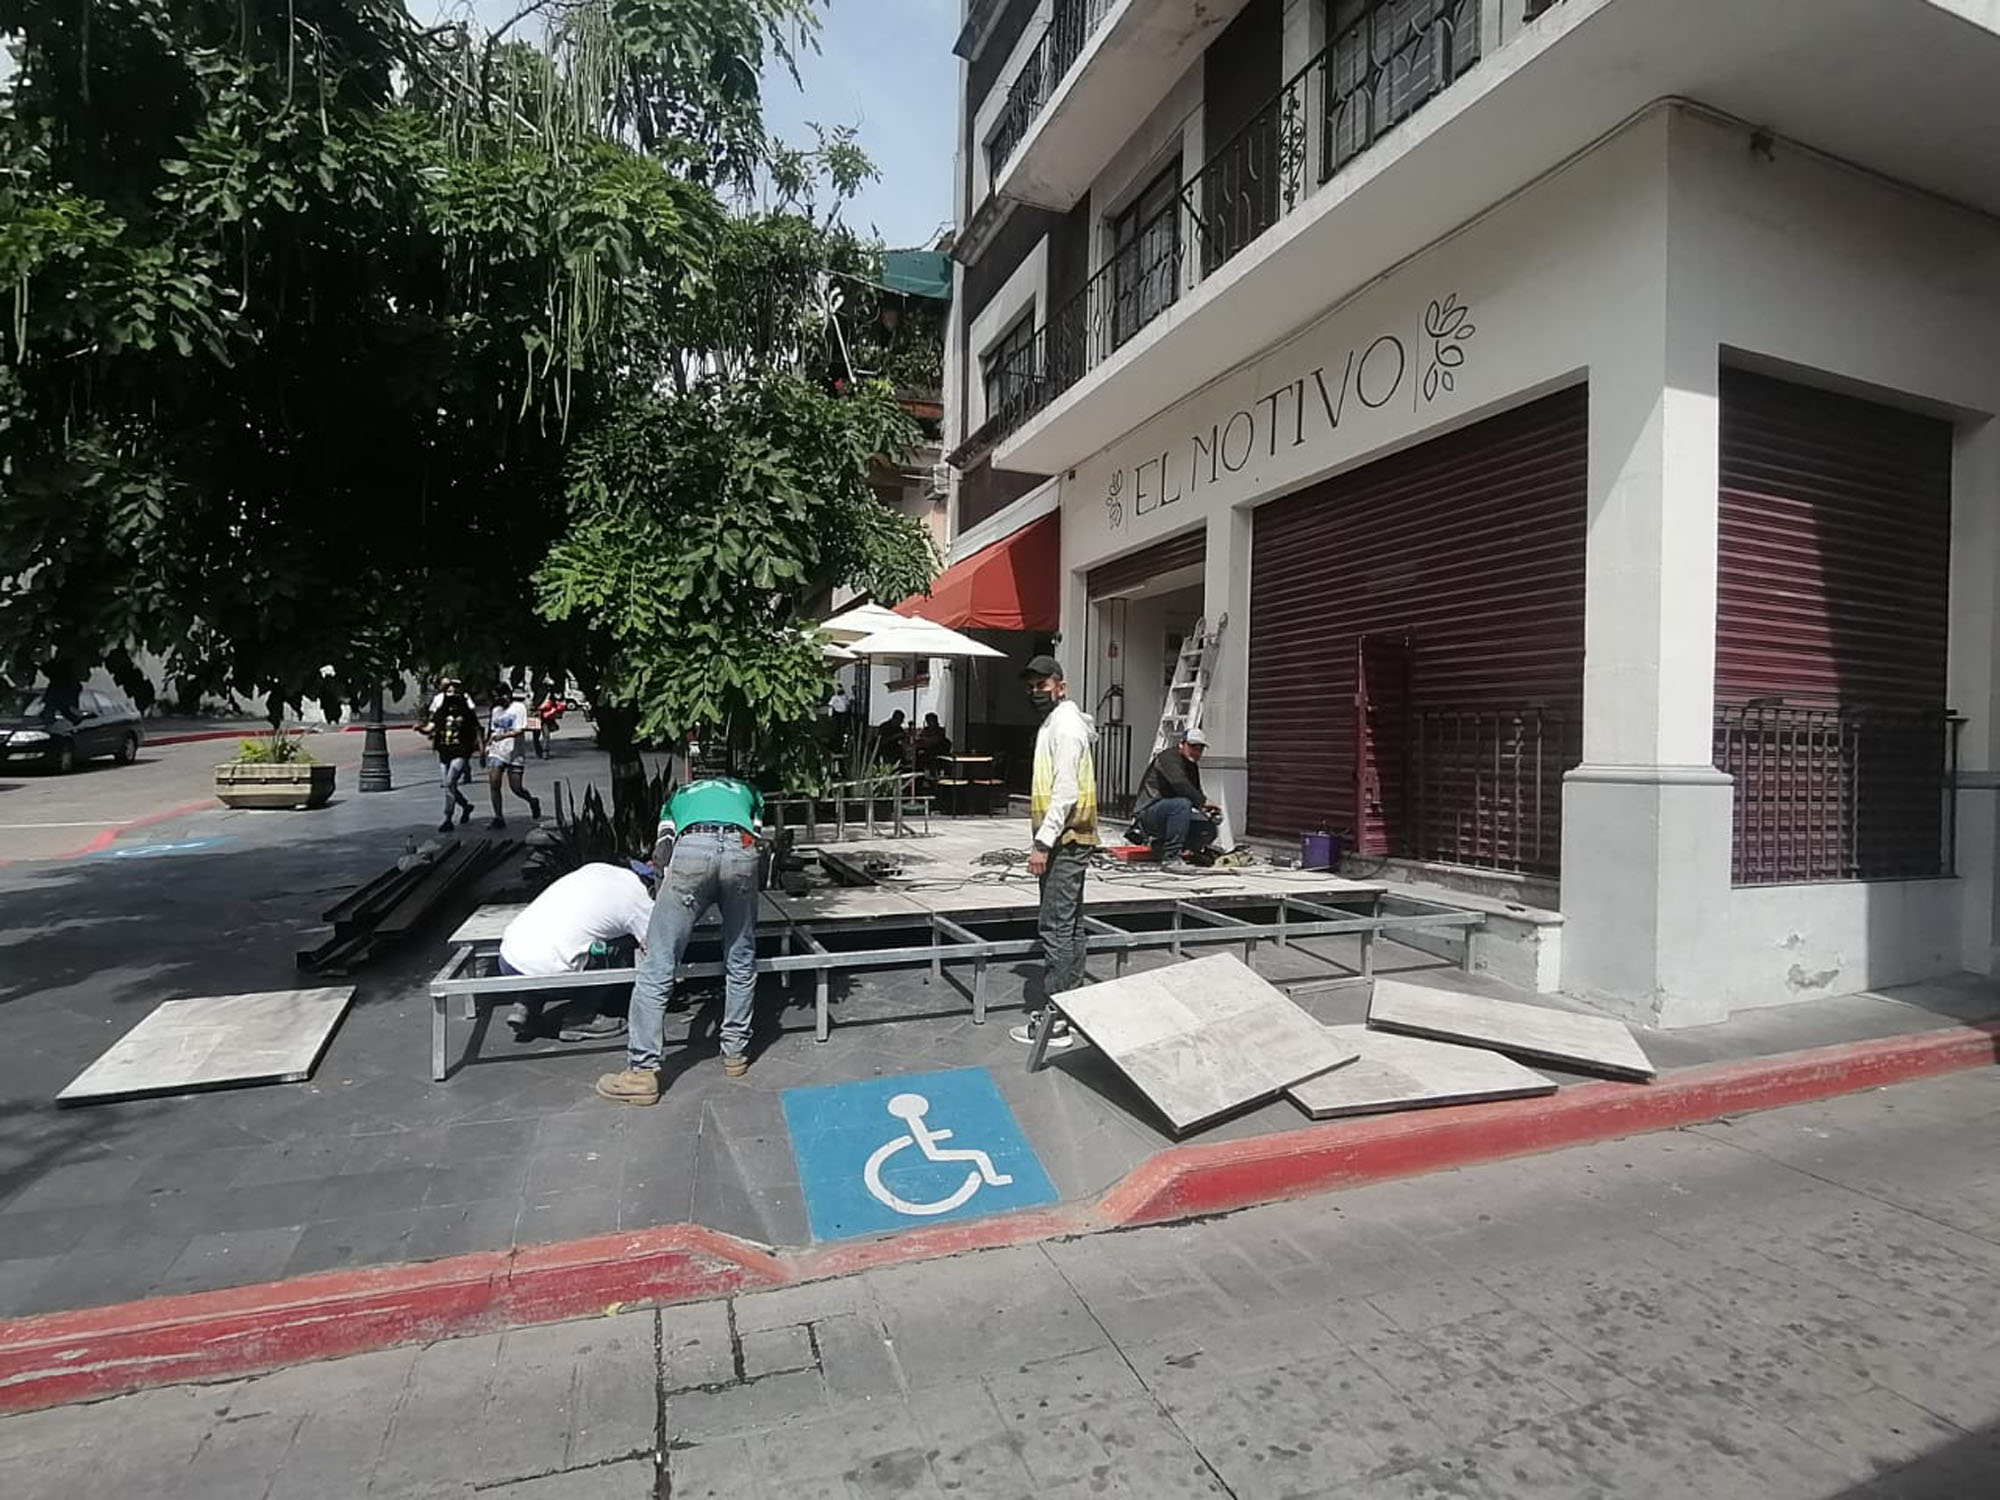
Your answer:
[1716,368,1951,709]
[1715,368,1954,884]
[1086,526,1206,597]
[1247,387,1588,874]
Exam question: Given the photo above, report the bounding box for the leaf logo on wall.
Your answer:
[1105,468,1125,530]
[1422,294,1476,403]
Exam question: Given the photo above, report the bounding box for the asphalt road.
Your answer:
[6,1070,2000,1498]
[0,730,436,863]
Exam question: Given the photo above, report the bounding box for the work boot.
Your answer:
[559,1013,629,1043]
[721,1051,749,1078]
[595,1069,660,1106]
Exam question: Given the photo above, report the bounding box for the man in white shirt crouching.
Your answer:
[498,861,654,1041]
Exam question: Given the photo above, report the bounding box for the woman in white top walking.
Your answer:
[485,684,543,829]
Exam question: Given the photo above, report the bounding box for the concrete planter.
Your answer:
[213,762,336,810]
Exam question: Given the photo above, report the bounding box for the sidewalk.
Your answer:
[141,716,422,746]
[7,1072,2000,1497]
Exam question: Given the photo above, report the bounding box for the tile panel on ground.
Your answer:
[1287,1023,1557,1119]
[1367,978,1657,1081]
[56,987,358,1104]
[1052,954,1359,1134]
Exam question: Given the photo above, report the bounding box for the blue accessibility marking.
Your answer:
[90,836,227,860]
[781,1067,1058,1243]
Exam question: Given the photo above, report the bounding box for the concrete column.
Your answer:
[1200,504,1254,848]
[1560,332,1735,1029]
[1950,418,2000,976]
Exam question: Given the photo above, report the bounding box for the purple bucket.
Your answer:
[1299,831,1341,871]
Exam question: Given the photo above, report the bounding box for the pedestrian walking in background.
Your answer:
[484,684,541,829]
[1011,653,1098,1049]
[425,682,483,833]
[598,744,764,1106]
[534,684,566,757]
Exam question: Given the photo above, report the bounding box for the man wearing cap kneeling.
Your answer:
[1131,728,1222,873]
[1011,654,1099,1050]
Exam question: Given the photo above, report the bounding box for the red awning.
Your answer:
[894,512,1059,632]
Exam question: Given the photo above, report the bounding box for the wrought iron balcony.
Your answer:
[986,0,1481,443]
[986,0,1118,182]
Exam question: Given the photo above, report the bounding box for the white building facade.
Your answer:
[943,0,2000,1026]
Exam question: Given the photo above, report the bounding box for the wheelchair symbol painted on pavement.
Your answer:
[863,1092,1014,1217]
[781,1067,1059,1242]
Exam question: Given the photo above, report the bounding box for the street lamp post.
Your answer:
[359,685,392,792]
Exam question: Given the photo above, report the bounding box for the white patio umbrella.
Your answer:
[844,614,1007,776]
[818,602,907,644]
[842,615,1007,663]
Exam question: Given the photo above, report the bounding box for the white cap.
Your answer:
[1182,728,1209,746]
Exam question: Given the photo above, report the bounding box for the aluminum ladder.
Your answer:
[1151,613,1227,756]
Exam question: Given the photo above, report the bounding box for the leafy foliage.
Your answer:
[234,731,316,765]
[537,372,934,785]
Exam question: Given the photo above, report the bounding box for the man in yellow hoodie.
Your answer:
[1012,653,1098,1049]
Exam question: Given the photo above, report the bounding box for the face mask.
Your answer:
[1028,688,1056,716]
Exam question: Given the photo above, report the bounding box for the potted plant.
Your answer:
[214,732,336,809]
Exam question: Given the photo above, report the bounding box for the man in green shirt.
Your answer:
[598,746,764,1106]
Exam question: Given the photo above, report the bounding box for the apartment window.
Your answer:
[1324,0,1479,178]
[981,313,1037,430]
[1108,161,1182,350]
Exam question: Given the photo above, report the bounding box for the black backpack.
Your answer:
[432,696,480,758]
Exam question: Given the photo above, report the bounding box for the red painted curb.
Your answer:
[65,799,217,858]
[0,1021,1994,1414]
[1097,1020,2000,1225]
[0,1226,785,1412]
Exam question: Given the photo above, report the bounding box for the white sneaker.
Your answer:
[1009,1011,1075,1048]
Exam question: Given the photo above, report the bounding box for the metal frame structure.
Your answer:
[426,890,1484,1080]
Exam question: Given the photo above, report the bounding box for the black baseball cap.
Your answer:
[1021,654,1065,681]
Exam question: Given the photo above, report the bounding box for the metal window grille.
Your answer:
[1409,707,1576,877]
[1714,704,1963,885]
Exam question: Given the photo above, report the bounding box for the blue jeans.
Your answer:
[1038,841,1091,999]
[439,756,474,819]
[628,829,761,1070]
[1138,798,1217,863]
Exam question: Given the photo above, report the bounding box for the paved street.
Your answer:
[0,728,433,863]
[6,1070,2000,1498]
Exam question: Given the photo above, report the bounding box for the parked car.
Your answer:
[0,688,144,773]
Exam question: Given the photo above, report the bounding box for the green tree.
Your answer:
[0,0,932,772]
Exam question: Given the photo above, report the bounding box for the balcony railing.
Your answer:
[987,0,1118,180]
[1715,704,1964,886]
[987,0,1481,441]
